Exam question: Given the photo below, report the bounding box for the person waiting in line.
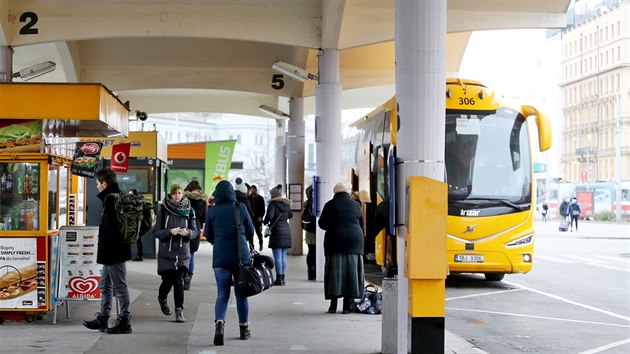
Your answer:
[318,182,365,314]
[153,184,198,323]
[568,197,582,232]
[234,177,255,247]
[83,168,132,334]
[129,188,145,262]
[263,184,293,286]
[302,185,317,280]
[205,180,255,345]
[248,184,266,251]
[183,180,207,290]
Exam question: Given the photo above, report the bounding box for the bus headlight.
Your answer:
[506,234,533,248]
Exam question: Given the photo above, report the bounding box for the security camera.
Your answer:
[135,110,148,121]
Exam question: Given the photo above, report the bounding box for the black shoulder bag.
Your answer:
[234,203,275,297]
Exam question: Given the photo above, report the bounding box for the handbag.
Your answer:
[233,203,274,297]
[263,212,282,238]
[350,283,383,314]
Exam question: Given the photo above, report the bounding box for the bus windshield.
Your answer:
[445,107,532,207]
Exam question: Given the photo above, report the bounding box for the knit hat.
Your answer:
[234,177,248,194]
[270,185,282,199]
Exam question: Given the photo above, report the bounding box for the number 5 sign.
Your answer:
[111,143,131,173]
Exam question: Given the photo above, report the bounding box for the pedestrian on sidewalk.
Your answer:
[83,168,132,334]
[153,184,198,323]
[302,185,317,280]
[248,184,266,251]
[264,184,293,286]
[183,180,207,290]
[568,197,582,231]
[318,182,365,314]
[205,180,255,345]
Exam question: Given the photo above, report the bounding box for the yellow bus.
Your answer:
[345,78,552,280]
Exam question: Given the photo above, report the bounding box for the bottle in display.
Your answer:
[17,176,23,194]
[19,207,26,230]
[12,208,19,230]
[6,215,12,230]
[26,209,34,230]
[1,173,5,192]
[23,173,30,195]
[30,168,39,195]
[6,173,12,193]
[32,209,38,230]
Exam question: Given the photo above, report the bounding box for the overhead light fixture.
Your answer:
[12,61,56,81]
[272,61,318,82]
[258,105,289,119]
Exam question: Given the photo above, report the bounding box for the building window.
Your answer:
[255,134,263,145]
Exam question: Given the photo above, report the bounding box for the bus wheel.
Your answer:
[484,273,505,281]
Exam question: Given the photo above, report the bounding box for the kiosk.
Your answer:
[0,83,129,322]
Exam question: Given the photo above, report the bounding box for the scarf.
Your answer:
[164,194,192,217]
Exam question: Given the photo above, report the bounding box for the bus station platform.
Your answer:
[0,243,485,354]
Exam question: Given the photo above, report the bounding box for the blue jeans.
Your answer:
[99,262,131,320]
[272,248,289,275]
[213,266,248,324]
[189,252,195,274]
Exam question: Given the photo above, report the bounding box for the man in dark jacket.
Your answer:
[234,177,254,246]
[83,168,132,334]
[248,184,266,251]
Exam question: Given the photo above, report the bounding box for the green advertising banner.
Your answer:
[204,140,236,195]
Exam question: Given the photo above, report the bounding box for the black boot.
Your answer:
[158,297,171,316]
[183,273,192,290]
[327,298,338,313]
[214,320,224,346]
[239,323,251,340]
[273,273,282,286]
[280,274,286,286]
[105,317,132,334]
[83,313,109,332]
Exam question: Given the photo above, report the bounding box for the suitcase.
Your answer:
[558,220,570,232]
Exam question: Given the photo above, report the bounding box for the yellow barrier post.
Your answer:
[405,176,447,353]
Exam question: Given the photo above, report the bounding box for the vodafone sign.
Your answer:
[111,143,132,173]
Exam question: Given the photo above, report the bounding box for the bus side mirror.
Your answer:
[521,105,552,152]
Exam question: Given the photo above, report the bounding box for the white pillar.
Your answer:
[287,97,305,255]
[0,46,13,82]
[395,1,446,353]
[275,119,287,189]
[315,48,341,281]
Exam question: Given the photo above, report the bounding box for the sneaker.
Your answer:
[158,298,171,316]
[214,320,224,346]
[132,257,143,261]
[105,317,132,334]
[239,323,251,340]
[83,314,109,332]
[175,308,186,323]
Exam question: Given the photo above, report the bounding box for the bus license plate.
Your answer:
[454,254,484,263]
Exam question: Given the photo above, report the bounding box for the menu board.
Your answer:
[56,226,101,301]
[0,237,46,309]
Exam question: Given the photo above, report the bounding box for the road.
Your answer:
[445,220,630,354]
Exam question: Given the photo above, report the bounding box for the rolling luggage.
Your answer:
[558,220,570,232]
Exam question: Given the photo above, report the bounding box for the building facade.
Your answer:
[561,0,630,185]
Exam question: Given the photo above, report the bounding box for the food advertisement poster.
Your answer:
[0,120,42,151]
[71,142,103,178]
[0,237,45,309]
[57,226,101,301]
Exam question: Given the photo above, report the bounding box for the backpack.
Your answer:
[301,202,316,232]
[106,193,156,244]
[570,204,581,216]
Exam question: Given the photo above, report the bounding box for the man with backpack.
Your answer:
[302,185,316,280]
[568,197,582,232]
[83,168,133,334]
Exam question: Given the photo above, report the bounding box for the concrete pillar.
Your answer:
[395,1,447,353]
[0,46,13,82]
[314,48,341,281]
[274,118,287,190]
[287,97,305,256]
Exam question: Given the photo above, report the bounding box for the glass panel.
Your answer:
[48,166,58,230]
[116,167,151,195]
[77,176,85,225]
[58,166,68,228]
[0,162,41,231]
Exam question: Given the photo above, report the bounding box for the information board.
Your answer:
[56,226,101,301]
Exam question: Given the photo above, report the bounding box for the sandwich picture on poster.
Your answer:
[71,142,103,178]
[0,263,37,301]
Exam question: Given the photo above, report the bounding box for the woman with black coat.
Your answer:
[263,184,293,285]
[153,184,198,323]
[318,182,365,314]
